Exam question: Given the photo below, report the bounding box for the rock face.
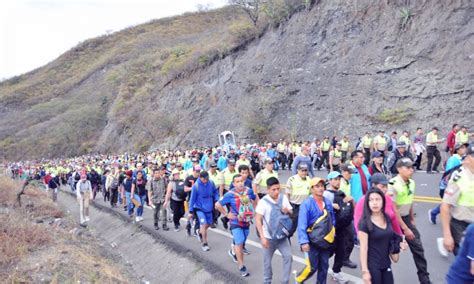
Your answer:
[0,1,473,159]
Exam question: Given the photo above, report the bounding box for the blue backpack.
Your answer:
[263,194,293,240]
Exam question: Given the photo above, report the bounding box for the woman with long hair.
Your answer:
[131,171,147,222]
[358,189,407,284]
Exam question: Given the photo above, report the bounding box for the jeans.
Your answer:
[134,194,145,217]
[296,245,330,284]
[125,191,134,216]
[263,238,293,284]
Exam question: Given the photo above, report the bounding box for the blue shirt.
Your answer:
[218,187,256,228]
[217,156,228,171]
[297,196,335,246]
[446,224,474,284]
[292,155,315,177]
[188,179,219,213]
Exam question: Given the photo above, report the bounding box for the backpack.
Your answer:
[173,181,187,200]
[307,201,336,249]
[262,194,293,240]
[327,190,354,229]
[439,165,462,198]
[110,176,119,190]
[231,190,255,224]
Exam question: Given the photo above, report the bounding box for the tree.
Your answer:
[229,0,261,26]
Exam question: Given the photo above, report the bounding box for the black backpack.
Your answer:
[327,190,354,229]
[173,181,187,200]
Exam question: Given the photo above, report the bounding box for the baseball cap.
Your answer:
[340,163,355,173]
[176,162,182,167]
[454,143,468,151]
[396,141,407,148]
[171,169,180,175]
[327,171,342,180]
[264,157,274,164]
[193,165,202,172]
[371,173,389,185]
[310,177,325,187]
[371,151,382,158]
[396,157,414,168]
[210,162,217,168]
[228,159,236,165]
[298,163,308,170]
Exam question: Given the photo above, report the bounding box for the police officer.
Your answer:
[440,143,474,255]
[340,136,350,163]
[285,163,311,237]
[318,136,332,171]
[253,157,278,199]
[389,157,432,284]
[361,132,373,166]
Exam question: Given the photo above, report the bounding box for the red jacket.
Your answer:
[447,130,457,149]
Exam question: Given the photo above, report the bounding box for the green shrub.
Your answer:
[375,108,410,125]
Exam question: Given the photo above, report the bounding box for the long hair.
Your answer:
[359,188,388,232]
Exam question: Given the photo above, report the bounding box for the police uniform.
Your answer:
[253,168,278,198]
[286,174,311,237]
[389,175,431,284]
[442,166,474,254]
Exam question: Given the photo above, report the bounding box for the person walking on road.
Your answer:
[426,127,443,174]
[286,163,311,238]
[148,167,170,231]
[255,177,293,284]
[440,143,474,256]
[388,158,432,284]
[188,171,219,252]
[294,177,335,284]
[76,172,92,226]
[445,223,474,284]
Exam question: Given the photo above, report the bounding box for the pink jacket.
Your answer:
[354,194,403,236]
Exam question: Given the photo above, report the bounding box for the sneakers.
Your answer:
[331,272,348,283]
[428,209,437,225]
[85,216,90,222]
[242,246,250,255]
[202,243,210,252]
[154,223,159,230]
[239,265,249,277]
[136,216,143,222]
[342,260,357,269]
[228,249,238,263]
[174,225,180,232]
[162,224,169,231]
[437,237,449,257]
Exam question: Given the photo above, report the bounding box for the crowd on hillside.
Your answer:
[3,124,474,284]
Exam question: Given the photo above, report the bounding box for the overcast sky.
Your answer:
[0,0,227,80]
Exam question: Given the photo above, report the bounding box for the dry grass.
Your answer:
[0,177,134,282]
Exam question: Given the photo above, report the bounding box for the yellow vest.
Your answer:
[322,141,331,151]
[399,135,411,146]
[209,170,221,186]
[340,140,349,151]
[333,149,342,158]
[258,169,279,188]
[391,177,415,205]
[223,169,238,187]
[277,143,285,152]
[426,132,438,145]
[362,136,372,148]
[456,132,469,144]
[454,168,474,207]
[288,175,311,196]
[374,136,387,150]
[340,178,351,197]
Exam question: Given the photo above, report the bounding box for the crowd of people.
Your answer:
[3,125,474,284]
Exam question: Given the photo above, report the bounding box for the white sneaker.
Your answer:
[136,217,140,222]
[85,216,90,222]
[437,237,449,257]
[331,272,348,283]
[139,216,144,222]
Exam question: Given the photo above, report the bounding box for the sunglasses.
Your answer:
[300,169,308,172]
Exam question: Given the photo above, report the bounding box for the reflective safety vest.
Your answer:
[362,136,372,148]
[223,169,238,187]
[374,136,387,150]
[340,178,351,197]
[288,175,311,196]
[258,169,279,188]
[399,135,411,146]
[456,132,469,144]
[340,140,349,151]
[209,170,221,186]
[322,141,331,151]
[333,149,342,158]
[277,143,286,152]
[426,131,439,146]
[454,169,474,207]
[391,177,415,205]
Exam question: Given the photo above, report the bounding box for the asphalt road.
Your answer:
[69,169,453,284]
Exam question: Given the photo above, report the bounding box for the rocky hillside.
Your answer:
[0,1,472,160]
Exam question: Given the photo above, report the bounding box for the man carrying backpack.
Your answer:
[324,172,355,283]
[255,177,293,284]
[295,177,336,284]
[215,174,257,277]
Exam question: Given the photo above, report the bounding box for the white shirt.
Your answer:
[255,194,292,239]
